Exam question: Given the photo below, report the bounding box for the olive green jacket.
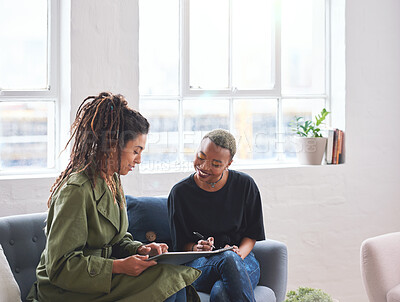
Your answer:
[28,171,200,302]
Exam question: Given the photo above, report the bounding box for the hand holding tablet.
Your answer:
[147,246,234,265]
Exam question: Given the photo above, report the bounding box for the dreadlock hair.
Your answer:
[48,92,149,208]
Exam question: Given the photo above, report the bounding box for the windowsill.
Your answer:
[138,161,346,175]
[0,171,59,181]
[0,161,346,180]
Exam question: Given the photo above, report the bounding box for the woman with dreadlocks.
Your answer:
[27,92,200,302]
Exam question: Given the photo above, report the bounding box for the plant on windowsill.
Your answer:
[291,108,330,165]
[284,287,336,302]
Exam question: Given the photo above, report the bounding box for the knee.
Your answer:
[219,251,243,270]
[223,251,242,262]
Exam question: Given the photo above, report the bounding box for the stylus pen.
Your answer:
[193,231,215,250]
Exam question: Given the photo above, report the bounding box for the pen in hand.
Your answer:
[193,232,215,250]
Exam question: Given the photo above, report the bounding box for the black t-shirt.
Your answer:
[168,170,265,251]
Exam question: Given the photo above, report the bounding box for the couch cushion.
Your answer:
[254,285,276,302]
[0,244,22,302]
[126,196,172,248]
[192,285,275,302]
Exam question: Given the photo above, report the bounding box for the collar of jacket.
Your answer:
[83,170,121,232]
[82,169,117,201]
[92,176,107,201]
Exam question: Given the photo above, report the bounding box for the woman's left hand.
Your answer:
[226,244,244,259]
[137,243,168,257]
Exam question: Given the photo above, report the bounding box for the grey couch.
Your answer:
[0,196,288,302]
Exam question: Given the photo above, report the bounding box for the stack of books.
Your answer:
[326,129,345,164]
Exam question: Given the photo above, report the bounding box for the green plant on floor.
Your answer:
[291,108,330,138]
[284,287,334,302]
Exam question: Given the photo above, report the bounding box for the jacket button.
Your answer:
[146,231,157,242]
[9,240,15,245]
[32,236,38,242]
[15,268,20,273]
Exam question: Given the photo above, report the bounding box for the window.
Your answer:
[139,0,330,171]
[0,0,59,175]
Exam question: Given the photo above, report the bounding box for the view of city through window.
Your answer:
[0,102,54,170]
[0,0,55,172]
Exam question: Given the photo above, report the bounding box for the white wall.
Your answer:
[1,0,400,301]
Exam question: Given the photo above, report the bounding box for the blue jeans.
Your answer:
[186,251,260,302]
[164,287,187,302]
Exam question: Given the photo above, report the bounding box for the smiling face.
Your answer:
[193,137,232,185]
[108,134,147,175]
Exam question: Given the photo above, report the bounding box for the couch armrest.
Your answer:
[0,213,47,302]
[253,239,288,302]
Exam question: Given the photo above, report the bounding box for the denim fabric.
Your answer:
[186,251,260,302]
[164,287,187,302]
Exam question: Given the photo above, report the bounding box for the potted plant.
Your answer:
[284,287,336,302]
[291,108,330,165]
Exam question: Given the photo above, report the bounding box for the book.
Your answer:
[331,129,339,164]
[146,246,234,265]
[326,129,336,164]
[326,129,345,165]
[330,129,345,164]
[337,130,344,164]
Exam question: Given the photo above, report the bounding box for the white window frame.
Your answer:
[140,0,332,169]
[181,0,282,98]
[0,0,60,176]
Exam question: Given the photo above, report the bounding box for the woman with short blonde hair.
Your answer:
[168,129,265,302]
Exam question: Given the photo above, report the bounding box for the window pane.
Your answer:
[281,0,326,94]
[190,0,229,90]
[233,99,277,161]
[183,99,229,160]
[139,100,179,171]
[282,99,326,160]
[139,0,179,96]
[232,0,274,90]
[0,0,48,90]
[0,101,55,170]
[138,0,331,171]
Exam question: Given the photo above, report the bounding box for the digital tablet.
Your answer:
[146,246,234,265]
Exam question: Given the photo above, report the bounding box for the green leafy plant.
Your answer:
[284,287,334,302]
[292,108,330,138]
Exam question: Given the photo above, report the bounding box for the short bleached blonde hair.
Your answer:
[202,129,237,159]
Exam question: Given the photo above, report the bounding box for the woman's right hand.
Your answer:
[196,237,215,251]
[112,255,157,276]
